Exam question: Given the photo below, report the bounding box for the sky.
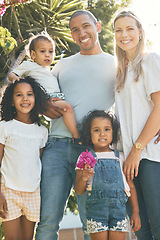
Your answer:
[129,0,160,53]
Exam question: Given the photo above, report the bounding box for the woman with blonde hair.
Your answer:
[114,10,160,240]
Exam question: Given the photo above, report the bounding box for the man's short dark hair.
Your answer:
[69,10,97,28]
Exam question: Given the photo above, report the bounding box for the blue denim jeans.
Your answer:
[35,137,90,240]
[126,159,160,240]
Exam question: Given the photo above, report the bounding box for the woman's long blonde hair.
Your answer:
[113,10,145,91]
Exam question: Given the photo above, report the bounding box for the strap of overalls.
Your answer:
[89,149,97,158]
[114,149,119,159]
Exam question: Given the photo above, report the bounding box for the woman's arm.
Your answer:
[127,179,141,232]
[124,91,160,180]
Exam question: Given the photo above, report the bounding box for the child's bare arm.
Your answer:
[53,99,79,138]
[0,143,8,218]
[74,165,94,195]
[127,179,141,232]
[8,72,20,82]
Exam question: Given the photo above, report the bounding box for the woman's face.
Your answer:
[114,16,142,60]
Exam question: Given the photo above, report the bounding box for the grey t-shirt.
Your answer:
[50,52,116,138]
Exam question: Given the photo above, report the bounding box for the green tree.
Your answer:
[0,26,17,84]
[0,0,84,82]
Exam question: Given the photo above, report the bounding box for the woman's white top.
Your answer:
[116,53,160,162]
[0,120,48,192]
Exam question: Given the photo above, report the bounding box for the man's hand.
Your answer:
[44,98,66,119]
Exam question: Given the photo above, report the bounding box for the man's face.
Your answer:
[70,14,101,55]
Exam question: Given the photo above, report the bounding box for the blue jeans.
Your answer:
[35,137,90,240]
[126,159,160,240]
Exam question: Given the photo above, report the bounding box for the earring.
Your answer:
[139,36,141,41]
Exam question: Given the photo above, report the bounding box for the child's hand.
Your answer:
[81,164,94,182]
[0,193,8,219]
[130,212,141,232]
[13,76,21,82]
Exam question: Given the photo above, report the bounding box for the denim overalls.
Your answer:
[85,150,129,233]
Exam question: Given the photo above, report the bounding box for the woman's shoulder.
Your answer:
[142,52,160,65]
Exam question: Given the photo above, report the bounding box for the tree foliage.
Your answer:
[0,0,84,82]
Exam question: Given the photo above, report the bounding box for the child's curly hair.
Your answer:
[0,76,49,125]
[80,110,120,148]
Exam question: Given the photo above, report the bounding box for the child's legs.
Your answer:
[3,218,21,239]
[54,100,79,138]
[90,230,125,240]
[108,231,125,240]
[1,185,40,240]
[20,215,36,239]
[90,230,108,240]
[2,216,35,240]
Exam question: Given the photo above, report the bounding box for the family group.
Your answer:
[0,8,160,240]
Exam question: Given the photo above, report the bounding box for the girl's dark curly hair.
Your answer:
[80,110,120,148]
[0,76,49,125]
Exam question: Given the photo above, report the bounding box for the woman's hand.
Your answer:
[0,193,8,219]
[123,146,142,180]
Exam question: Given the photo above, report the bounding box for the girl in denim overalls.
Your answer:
[75,110,141,240]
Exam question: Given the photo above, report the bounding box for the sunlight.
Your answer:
[129,0,160,53]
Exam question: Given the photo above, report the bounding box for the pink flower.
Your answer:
[76,150,97,170]
[0,0,6,16]
[0,6,6,16]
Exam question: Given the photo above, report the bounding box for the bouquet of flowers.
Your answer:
[76,150,97,191]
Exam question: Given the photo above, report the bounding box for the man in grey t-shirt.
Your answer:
[36,10,116,240]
